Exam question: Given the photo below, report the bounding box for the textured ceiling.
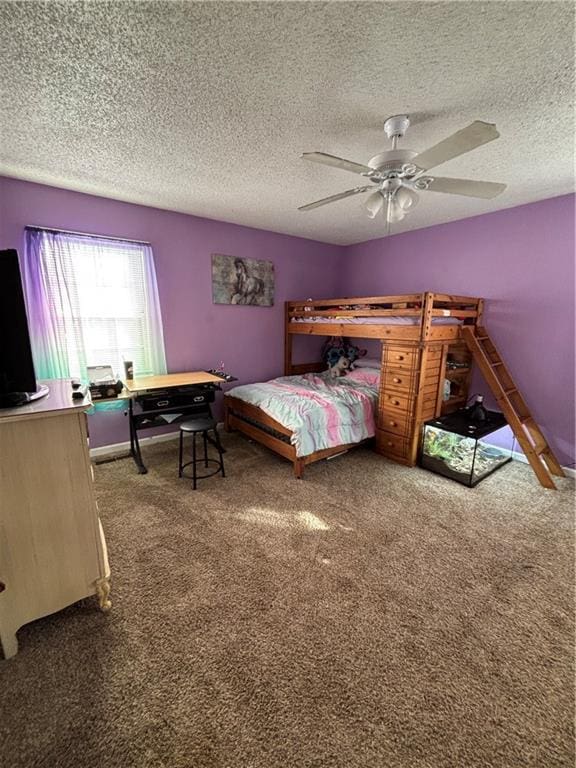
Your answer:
[1,1,574,245]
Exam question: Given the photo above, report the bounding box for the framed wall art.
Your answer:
[211,254,274,306]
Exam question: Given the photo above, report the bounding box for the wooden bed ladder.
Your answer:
[461,326,565,490]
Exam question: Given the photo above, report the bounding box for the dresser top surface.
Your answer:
[0,379,91,423]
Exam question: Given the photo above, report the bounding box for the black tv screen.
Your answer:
[0,248,38,396]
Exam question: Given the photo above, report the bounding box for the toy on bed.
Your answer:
[321,336,367,377]
[327,355,350,378]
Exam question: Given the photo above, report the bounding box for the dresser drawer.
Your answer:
[378,410,413,437]
[375,429,410,459]
[379,391,414,414]
[382,345,419,371]
[382,368,417,393]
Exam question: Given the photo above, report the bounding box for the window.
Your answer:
[23,228,167,381]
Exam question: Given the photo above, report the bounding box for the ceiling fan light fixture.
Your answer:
[386,196,406,223]
[365,191,384,219]
[395,185,419,211]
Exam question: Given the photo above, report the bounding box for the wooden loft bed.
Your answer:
[225,292,482,477]
[226,291,563,486]
[283,292,483,467]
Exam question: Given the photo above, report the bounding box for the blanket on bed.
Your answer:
[227,369,379,458]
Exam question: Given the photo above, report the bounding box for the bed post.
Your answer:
[476,298,485,328]
[421,292,435,342]
[293,458,304,479]
[284,301,293,375]
[223,398,232,432]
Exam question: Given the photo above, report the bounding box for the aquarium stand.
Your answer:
[420,409,513,487]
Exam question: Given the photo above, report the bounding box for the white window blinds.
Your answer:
[23,228,167,381]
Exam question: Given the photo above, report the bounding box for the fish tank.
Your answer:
[420,409,514,487]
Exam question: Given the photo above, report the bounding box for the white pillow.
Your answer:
[354,357,381,369]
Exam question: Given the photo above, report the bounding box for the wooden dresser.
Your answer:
[0,380,110,659]
[375,339,472,466]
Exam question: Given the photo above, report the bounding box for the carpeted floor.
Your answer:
[1,433,574,768]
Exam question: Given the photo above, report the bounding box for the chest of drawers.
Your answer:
[375,342,447,466]
[0,380,110,659]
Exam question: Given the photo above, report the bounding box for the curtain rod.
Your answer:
[25,225,150,246]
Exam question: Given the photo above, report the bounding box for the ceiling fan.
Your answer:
[298,115,506,228]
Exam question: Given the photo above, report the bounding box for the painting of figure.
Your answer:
[212,254,274,306]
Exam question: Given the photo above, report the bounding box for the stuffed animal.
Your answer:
[321,336,367,370]
[327,355,350,378]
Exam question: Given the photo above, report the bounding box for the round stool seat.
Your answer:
[180,417,216,433]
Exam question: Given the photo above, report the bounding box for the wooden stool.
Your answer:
[178,417,225,490]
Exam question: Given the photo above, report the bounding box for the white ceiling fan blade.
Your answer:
[412,121,500,172]
[298,186,371,211]
[424,177,507,199]
[302,152,373,176]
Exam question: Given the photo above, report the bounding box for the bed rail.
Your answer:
[287,292,482,319]
[287,294,424,314]
[284,292,483,374]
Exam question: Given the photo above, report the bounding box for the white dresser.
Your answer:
[0,380,110,659]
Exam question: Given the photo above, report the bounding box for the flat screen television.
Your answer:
[0,248,48,407]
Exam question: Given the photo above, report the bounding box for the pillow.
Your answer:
[354,357,381,369]
[345,368,380,387]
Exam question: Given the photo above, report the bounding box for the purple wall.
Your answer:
[343,195,576,467]
[0,177,344,447]
[1,177,573,466]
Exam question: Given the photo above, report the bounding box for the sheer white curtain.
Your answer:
[23,228,167,382]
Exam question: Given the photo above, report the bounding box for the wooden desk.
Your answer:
[124,371,223,394]
[125,371,225,474]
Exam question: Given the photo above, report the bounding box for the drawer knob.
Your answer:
[389,421,397,427]
[396,355,405,360]
[387,441,393,447]
[392,399,400,405]
[393,377,401,384]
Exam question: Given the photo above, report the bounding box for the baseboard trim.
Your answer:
[90,431,180,460]
[90,432,575,478]
[511,450,575,479]
[90,423,225,461]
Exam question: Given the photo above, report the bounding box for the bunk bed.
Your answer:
[224,292,483,478]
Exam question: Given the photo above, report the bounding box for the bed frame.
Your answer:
[224,292,483,477]
[223,396,368,479]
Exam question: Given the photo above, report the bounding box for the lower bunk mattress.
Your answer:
[226,368,380,458]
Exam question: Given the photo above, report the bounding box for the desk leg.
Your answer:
[129,399,148,474]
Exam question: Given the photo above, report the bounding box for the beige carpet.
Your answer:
[1,434,574,768]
